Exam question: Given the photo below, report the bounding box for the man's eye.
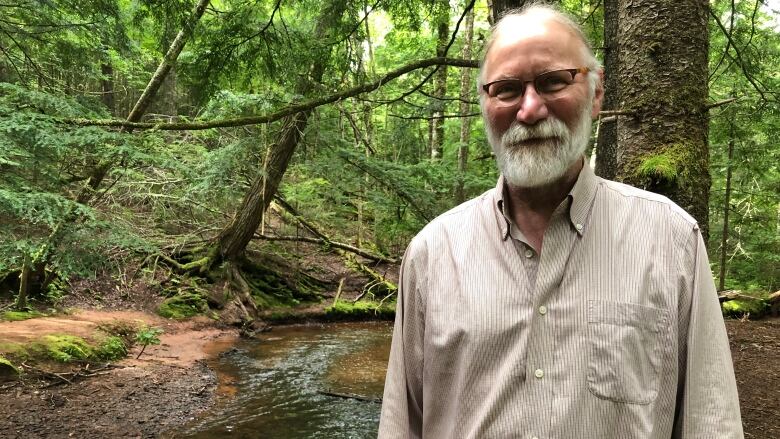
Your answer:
[492,82,522,99]
[537,75,570,93]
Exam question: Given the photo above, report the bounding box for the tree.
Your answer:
[429,2,449,160]
[614,0,711,239]
[594,0,618,179]
[455,4,475,204]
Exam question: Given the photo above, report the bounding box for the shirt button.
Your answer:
[575,223,583,231]
[538,305,547,315]
[534,369,544,379]
[524,249,534,258]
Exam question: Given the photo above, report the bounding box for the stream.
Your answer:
[164,322,393,438]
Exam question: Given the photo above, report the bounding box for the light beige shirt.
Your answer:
[379,163,743,439]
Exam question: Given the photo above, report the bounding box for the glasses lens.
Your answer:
[486,80,524,107]
[535,70,575,94]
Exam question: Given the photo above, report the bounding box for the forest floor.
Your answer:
[0,255,777,438]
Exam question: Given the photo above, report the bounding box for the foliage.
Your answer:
[707,0,780,292]
[722,299,769,319]
[134,325,163,359]
[0,0,776,311]
[95,336,128,360]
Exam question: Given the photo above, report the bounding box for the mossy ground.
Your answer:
[157,292,209,319]
[1,310,46,321]
[0,332,130,368]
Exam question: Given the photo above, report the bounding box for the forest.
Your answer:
[0,0,778,437]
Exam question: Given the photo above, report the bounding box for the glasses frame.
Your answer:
[481,67,590,105]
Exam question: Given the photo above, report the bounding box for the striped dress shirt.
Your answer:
[378,162,743,439]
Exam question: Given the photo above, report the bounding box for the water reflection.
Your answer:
[166,322,392,439]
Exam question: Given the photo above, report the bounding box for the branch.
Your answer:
[705,97,740,110]
[388,112,480,120]
[254,234,397,264]
[65,57,479,131]
[708,6,770,102]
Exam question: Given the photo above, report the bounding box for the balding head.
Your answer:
[479,4,601,91]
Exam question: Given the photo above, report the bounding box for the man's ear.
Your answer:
[591,69,605,119]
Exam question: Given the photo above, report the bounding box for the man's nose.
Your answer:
[515,85,549,125]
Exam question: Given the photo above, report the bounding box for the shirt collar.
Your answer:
[493,158,599,241]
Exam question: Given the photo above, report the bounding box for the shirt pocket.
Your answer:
[586,300,668,405]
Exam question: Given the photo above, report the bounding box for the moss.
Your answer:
[0,356,20,379]
[3,334,129,363]
[157,292,209,319]
[1,310,46,321]
[635,142,693,184]
[325,300,395,321]
[36,335,94,362]
[722,299,768,318]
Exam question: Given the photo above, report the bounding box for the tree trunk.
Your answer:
[594,0,618,179]
[125,0,209,123]
[718,126,734,291]
[215,0,349,262]
[15,254,30,310]
[455,5,474,204]
[100,43,115,116]
[430,5,449,160]
[614,0,710,240]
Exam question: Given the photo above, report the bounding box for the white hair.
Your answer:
[477,3,602,98]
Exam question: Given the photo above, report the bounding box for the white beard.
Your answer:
[486,102,593,188]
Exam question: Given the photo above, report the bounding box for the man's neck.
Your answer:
[504,159,583,252]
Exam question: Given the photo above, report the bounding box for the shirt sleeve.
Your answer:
[378,240,426,439]
[672,227,744,438]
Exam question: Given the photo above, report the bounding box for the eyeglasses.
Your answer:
[481,67,590,107]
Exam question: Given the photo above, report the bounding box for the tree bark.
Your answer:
[614,0,710,240]
[215,0,349,262]
[455,5,474,204]
[594,0,618,179]
[718,125,734,291]
[430,5,449,160]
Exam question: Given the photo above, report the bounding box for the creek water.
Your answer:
[166,321,393,438]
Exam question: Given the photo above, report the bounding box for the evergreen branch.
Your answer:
[708,6,773,102]
[369,0,477,106]
[65,57,479,131]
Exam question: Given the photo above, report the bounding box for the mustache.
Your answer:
[501,118,569,145]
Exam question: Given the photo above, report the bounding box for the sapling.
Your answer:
[135,326,163,359]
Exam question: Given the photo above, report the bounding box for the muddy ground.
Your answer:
[1,314,777,438]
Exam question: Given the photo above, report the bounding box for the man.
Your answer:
[378,4,743,439]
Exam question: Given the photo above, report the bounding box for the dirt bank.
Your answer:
[0,310,238,439]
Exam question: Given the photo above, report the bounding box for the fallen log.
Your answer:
[318,390,382,404]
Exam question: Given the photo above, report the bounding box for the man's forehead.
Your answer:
[490,16,575,51]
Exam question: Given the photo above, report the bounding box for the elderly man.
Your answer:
[378,4,743,439]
